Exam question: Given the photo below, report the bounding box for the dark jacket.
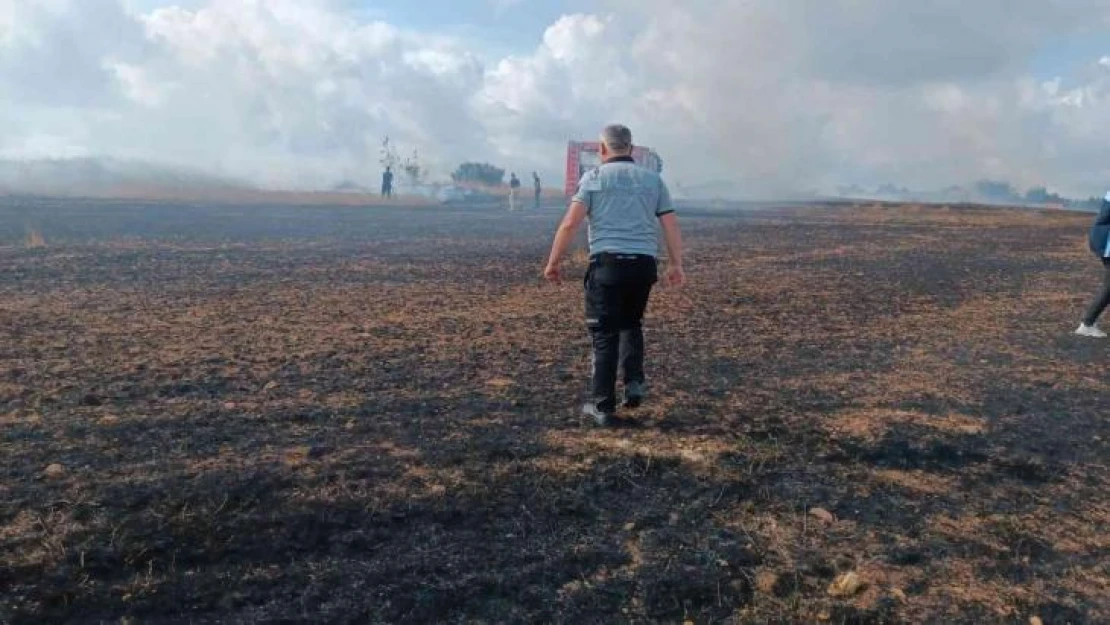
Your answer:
[1089,199,1110,257]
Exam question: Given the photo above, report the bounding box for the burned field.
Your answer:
[1,198,1107,624]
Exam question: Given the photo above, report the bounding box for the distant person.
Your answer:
[508,173,521,211]
[1076,191,1110,338]
[543,124,685,426]
[381,166,394,199]
[533,172,542,209]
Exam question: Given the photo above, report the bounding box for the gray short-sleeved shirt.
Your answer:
[571,158,674,258]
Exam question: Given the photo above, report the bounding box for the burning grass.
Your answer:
[23,229,45,248]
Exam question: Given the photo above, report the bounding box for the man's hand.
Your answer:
[664,265,686,288]
[658,213,684,288]
[544,262,562,283]
[544,201,587,285]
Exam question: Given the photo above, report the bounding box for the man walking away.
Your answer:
[381,166,394,199]
[543,124,685,426]
[533,172,542,209]
[509,173,521,211]
[1077,191,1110,338]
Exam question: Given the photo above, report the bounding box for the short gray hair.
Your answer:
[601,124,633,153]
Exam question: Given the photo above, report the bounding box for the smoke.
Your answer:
[2,0,491,189]
[3,0,1110,197]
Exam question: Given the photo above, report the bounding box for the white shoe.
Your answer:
[1075,323,1107,338]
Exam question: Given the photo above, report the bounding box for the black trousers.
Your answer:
[1083,259,1110,326]
[584,253,657,412]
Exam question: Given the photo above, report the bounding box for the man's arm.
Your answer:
[543,200,588,283]
[659,212,685,286]
[655,179,686,287]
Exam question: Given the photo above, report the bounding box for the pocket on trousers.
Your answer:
[584,265,604,328]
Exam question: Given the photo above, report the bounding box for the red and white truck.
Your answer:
[564,141,663,196]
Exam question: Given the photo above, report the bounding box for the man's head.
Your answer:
[599,124,633,161]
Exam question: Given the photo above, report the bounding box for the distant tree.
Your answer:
[1025,186,1048,203]
[973,180,1019,202]
[402,149,424,187]
[1077,196,1103,210]
[875,183,909,197]
[451,162,505,187]
[1024,186,1065,205]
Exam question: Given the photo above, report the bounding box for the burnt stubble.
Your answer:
[1,198,1106,624]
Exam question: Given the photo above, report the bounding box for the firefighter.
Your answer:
[508,173,521,211]
[543,124,686,426]
[381,166,394,199]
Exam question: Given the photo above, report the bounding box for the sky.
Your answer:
[3,0,1110,197]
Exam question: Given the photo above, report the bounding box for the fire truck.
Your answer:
[564,141,663,196]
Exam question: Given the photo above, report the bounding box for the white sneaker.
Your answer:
[1075,323,1107,338]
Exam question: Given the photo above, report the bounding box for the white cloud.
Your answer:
[1,0,494,188]
[489,0,524,16]
[3,0,1110,195]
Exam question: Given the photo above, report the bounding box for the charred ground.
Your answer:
[0,197,1106,624]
